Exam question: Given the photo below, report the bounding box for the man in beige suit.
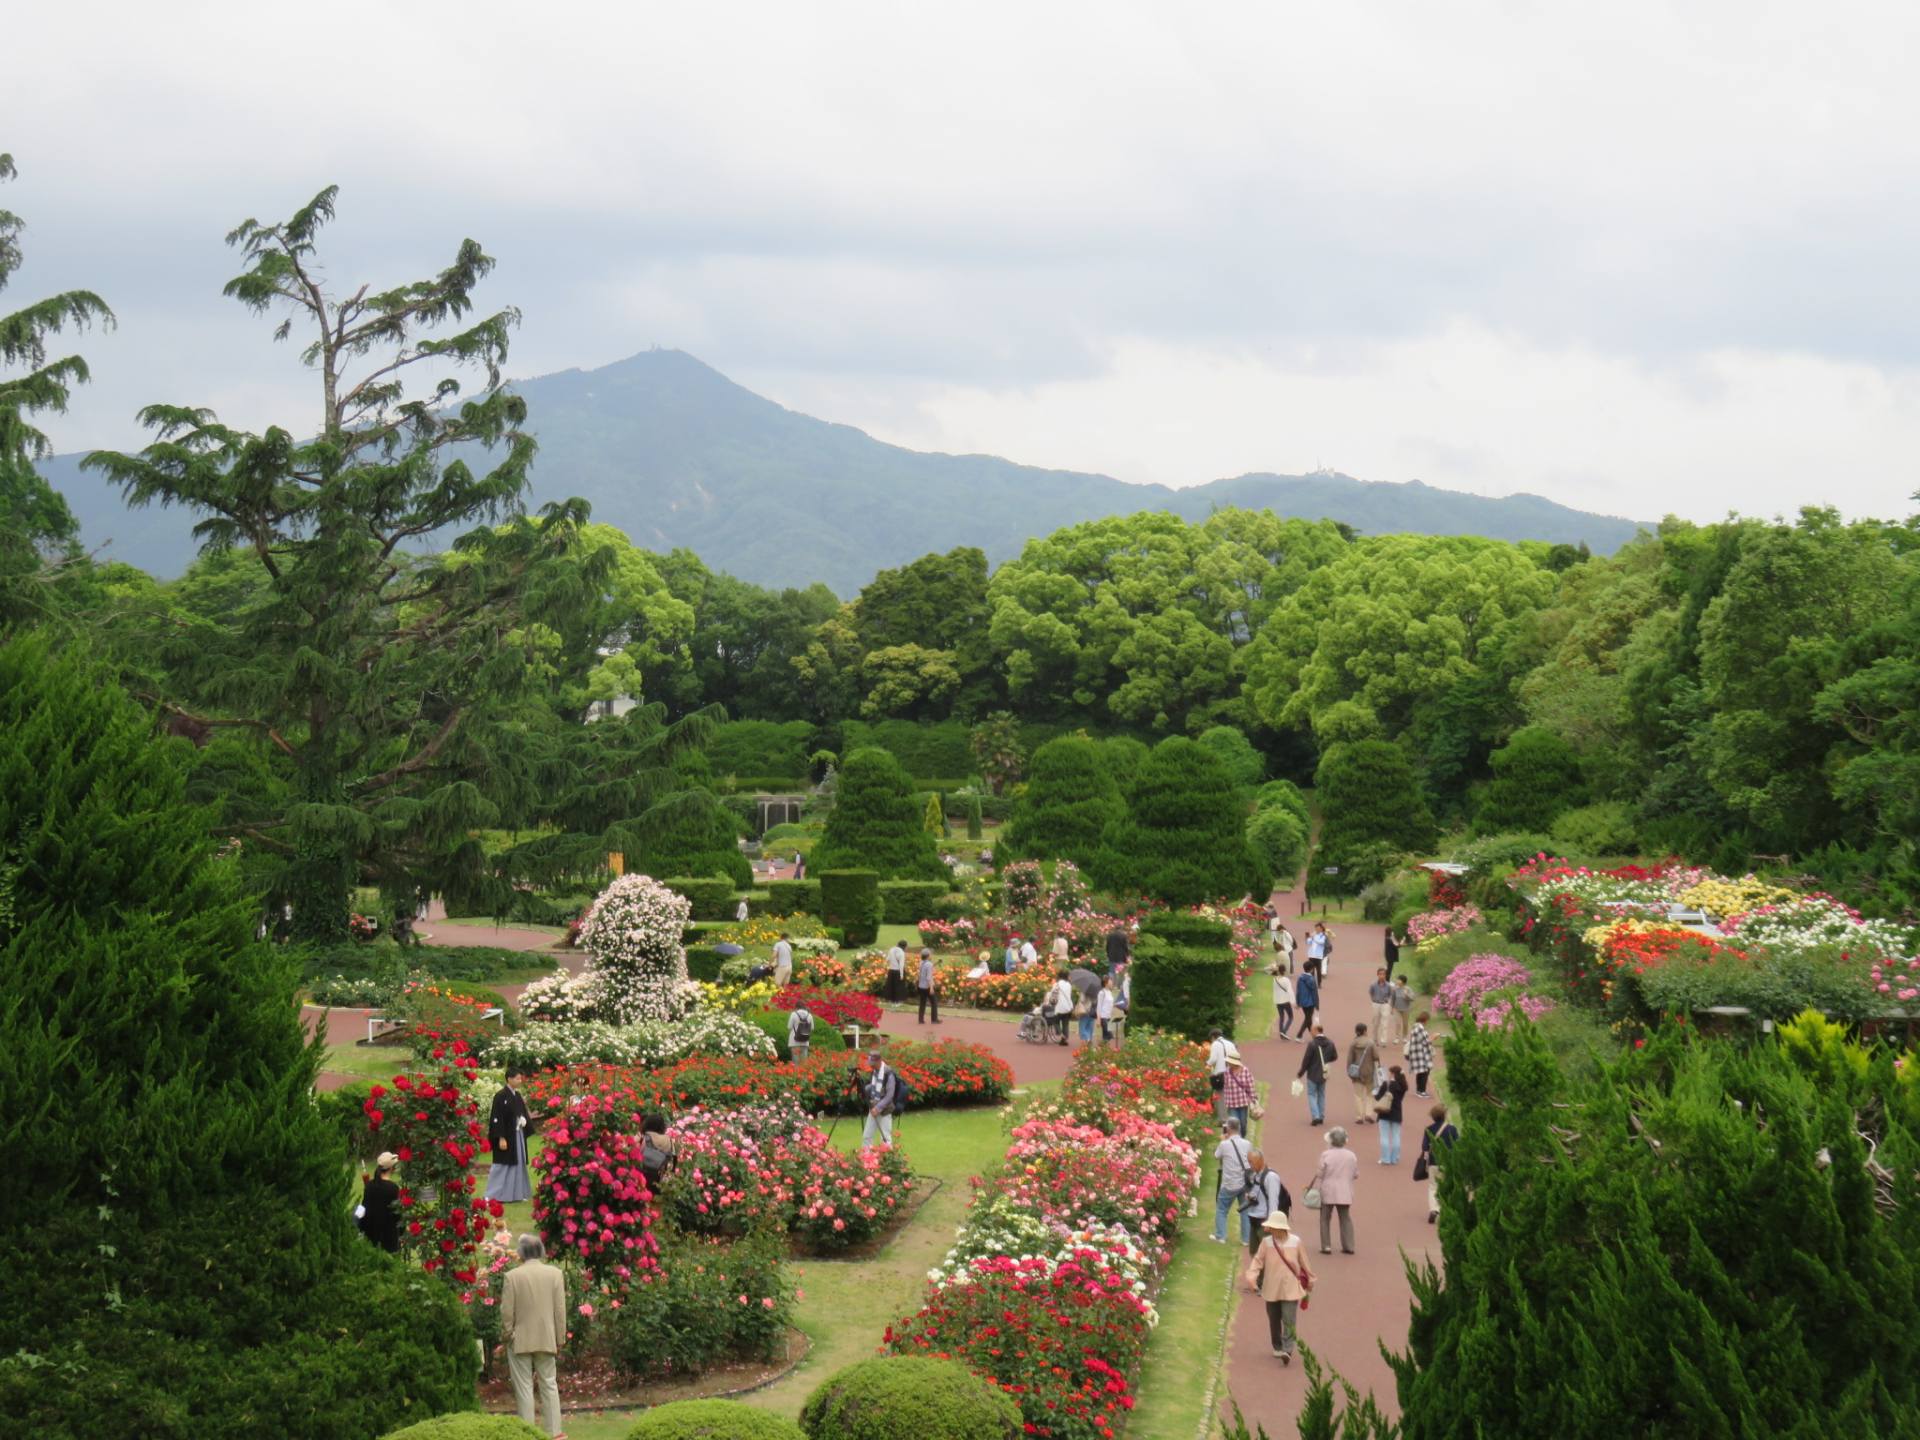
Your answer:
[500,1233,567,1435]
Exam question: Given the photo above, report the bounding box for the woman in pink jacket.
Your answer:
[1243,1211,1314,1364]
[1307,1127,1360,1255]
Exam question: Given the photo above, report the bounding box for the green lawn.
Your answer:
[556,1095,1026,1438]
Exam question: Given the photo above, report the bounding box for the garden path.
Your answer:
[1220,908,1441,1434]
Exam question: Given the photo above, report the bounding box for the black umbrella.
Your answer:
[1069,967,1100,1000]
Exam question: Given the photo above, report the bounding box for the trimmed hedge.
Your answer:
[878,880,950,924]
[840,719,973,778]
[685,946,728,982]
[819,870,882,948]
[800,1355,1023,1440]
[768,879,822,913]
[298,942,559,987]
[383,1417,547,1440]
[627,1400,807,1439]
[661,877,738,921]
[1130,941,1237,1041]
[705,719,814,779]
[1138,912,1233,948]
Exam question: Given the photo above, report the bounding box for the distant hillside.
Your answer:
[47,349,1647,591]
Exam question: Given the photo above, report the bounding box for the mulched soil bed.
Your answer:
[479,1326,810,1414]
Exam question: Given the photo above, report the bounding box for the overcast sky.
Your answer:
[10,1,1920,524]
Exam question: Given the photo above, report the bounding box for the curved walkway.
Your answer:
[1221,911,1440,1431]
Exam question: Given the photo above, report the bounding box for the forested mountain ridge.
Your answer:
[43,349,1644,590]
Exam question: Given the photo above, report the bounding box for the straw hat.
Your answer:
[1262,1212,1291,1232]
[375,1151,400,1170]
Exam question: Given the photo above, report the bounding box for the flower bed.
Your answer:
[1433,954,1536,1020]
[768,985,882,1029]
[842,949,1055,1011]
[881,1033,1205,1439]
[491,1011,777,1071]
[526,1039,1013,1117]
[1407,904,1485,947]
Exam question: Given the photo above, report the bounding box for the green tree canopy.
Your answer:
[0,637,471,1435]
[1093,735,1266,904]
[1196,723,1265,792]
[811,746,950,881]
[1002,734,1125,869]
[1313,739,1435,868]
[1474,724,1587,833]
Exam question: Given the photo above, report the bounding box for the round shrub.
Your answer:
[800,1355,1023,1440]
[382,1416,549,1440]
[627,1399,807,1439]
[747,1007,846,1060]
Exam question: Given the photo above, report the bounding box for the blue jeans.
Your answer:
[1228,1105,1250,1139]
[1078,1012,1095,1043]
[1213,1187,1252,1243]
[1305,1079,1326,1123]
[1379,1118,1403,1164]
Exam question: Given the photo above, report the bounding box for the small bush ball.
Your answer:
[800,1355,1023,1439]
[381,1416,549,1440]
[625,1399,809,1439]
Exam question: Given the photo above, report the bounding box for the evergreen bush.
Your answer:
[812,748,950,881]
[1246,805,1308,885]
[1129,942,1237,1041]
[748,1007,847,1060]
[626,1400,808,1439]
[878,879,950,923]
[965,793,984,840]
[662,875,740,920]
[800,1355,1023,1440]
[0,639,475,1439]
[382,1418,548,1440]
[1139,911,1233,948]
[1002,735,1125,869]
[1473,725,1586,834]
[841,719,975,778]
[1092,737,1267,905]
[1313,741,1436,870]
[642,801,753,889]
[923,792,946,836]
[1548,800,1641,856]
[1196,724,1266,792]
[768,879,823,912]
[706,719,814,779]
[1254,778,1310,828]
[819,870,883,947]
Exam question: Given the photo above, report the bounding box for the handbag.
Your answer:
[1250,1102,1266,1120]
[1346,1061,1361,1080]
[1303,1186,1322,1209]
[1412,1155,1430,1182]
[1373,1089,1393,1116]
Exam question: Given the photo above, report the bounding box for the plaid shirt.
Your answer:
[1223,1065,1258,1108]
[1405,1023,1435,1073]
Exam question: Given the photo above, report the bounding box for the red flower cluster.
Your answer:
[767,985,882,1030]
[364,1042,501,1284]
[532,1092,662,1295]
[1428,870,1468,909]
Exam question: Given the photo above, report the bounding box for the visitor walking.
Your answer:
[1406,1012,1436,1096]
[1390,974,1415,1044]
[1346,1024,1381,1124]
[1307,921,1334,976]
[1244,1211,1314,1365]
[500,1233,567,1436]
[1069,965,1101,1044]
[1368,968,1394,1044]
[1296,1023,1337,1126]
[1238,1148,1292,1258]
[1213,1118,1254,1245]
[1207,1028,1240,1115]
[1292,963,1320,1038]
[862,1057,904,1147]
[916,947,941,1025]
[735,897,750,924]
[356,1151,401,1254]
[1418,1102,1459,1223]
[1096,973,1117,1045]
[1376,1064,1409,1164]
[1383,926,1406,981]
[788,1002,816,1060]
[1275,922,1296,971]
[772,932,794,987]
[486,1068,537,1204]
[1047,969,1076,1045]
[1307,1128,1359,1255]
[885,939,907,1003]
[1271,968,1295,1040]
[1222,1052,1258,1137]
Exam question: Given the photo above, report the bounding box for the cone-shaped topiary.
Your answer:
[627,1399,808,1438]
[801,1355,1023,1440]
[811,747,950,881]
[1091,736,1267,904]
[1312,739,1435,868]
[1002,735,1124,869]
[0,637,474,1438]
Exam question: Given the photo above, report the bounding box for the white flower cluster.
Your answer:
[517,970,608,1023]
[926,1198,1159,1325]
[490,1010,777,1071]
[790,937,840,957]
[577,874,693,1024]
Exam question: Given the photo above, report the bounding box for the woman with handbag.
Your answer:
[1416,1102,1459,1223]
[1306,1126,1359,1255]
[1243,1211,1314,1364]
[1346,1023,1381,1124]
[1375,1064,1409,1164]
[1271,968,1295,1040]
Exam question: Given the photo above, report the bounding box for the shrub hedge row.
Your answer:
[1129,940,1237,1041]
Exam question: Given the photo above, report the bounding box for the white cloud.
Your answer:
[9,0,1920,521]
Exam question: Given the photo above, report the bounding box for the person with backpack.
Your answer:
[1212,1117,1253,1245]
[1237,1146,1292,1258]
[1346,1022,1382,1125]
[1244,1211,1314,1364]
[788,1004,816,1060]
[640,1112,677,1195]
[861,1057,906,1148]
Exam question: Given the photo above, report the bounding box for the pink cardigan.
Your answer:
[1310,1144,1360,1206]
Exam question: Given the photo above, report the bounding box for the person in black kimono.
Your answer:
[486,1069,537,1204]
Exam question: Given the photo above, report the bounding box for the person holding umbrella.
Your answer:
[1068,964,1101,1044]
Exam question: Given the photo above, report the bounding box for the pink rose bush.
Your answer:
[1434,954,1535,1020]
[1407,904,1484,946]
[531,1092,662,1296]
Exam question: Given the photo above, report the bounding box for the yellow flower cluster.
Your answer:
[1677,875,1793,918]
[1581,917,1665,949]
[700,979,776,1016]
[715,911,828,948]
